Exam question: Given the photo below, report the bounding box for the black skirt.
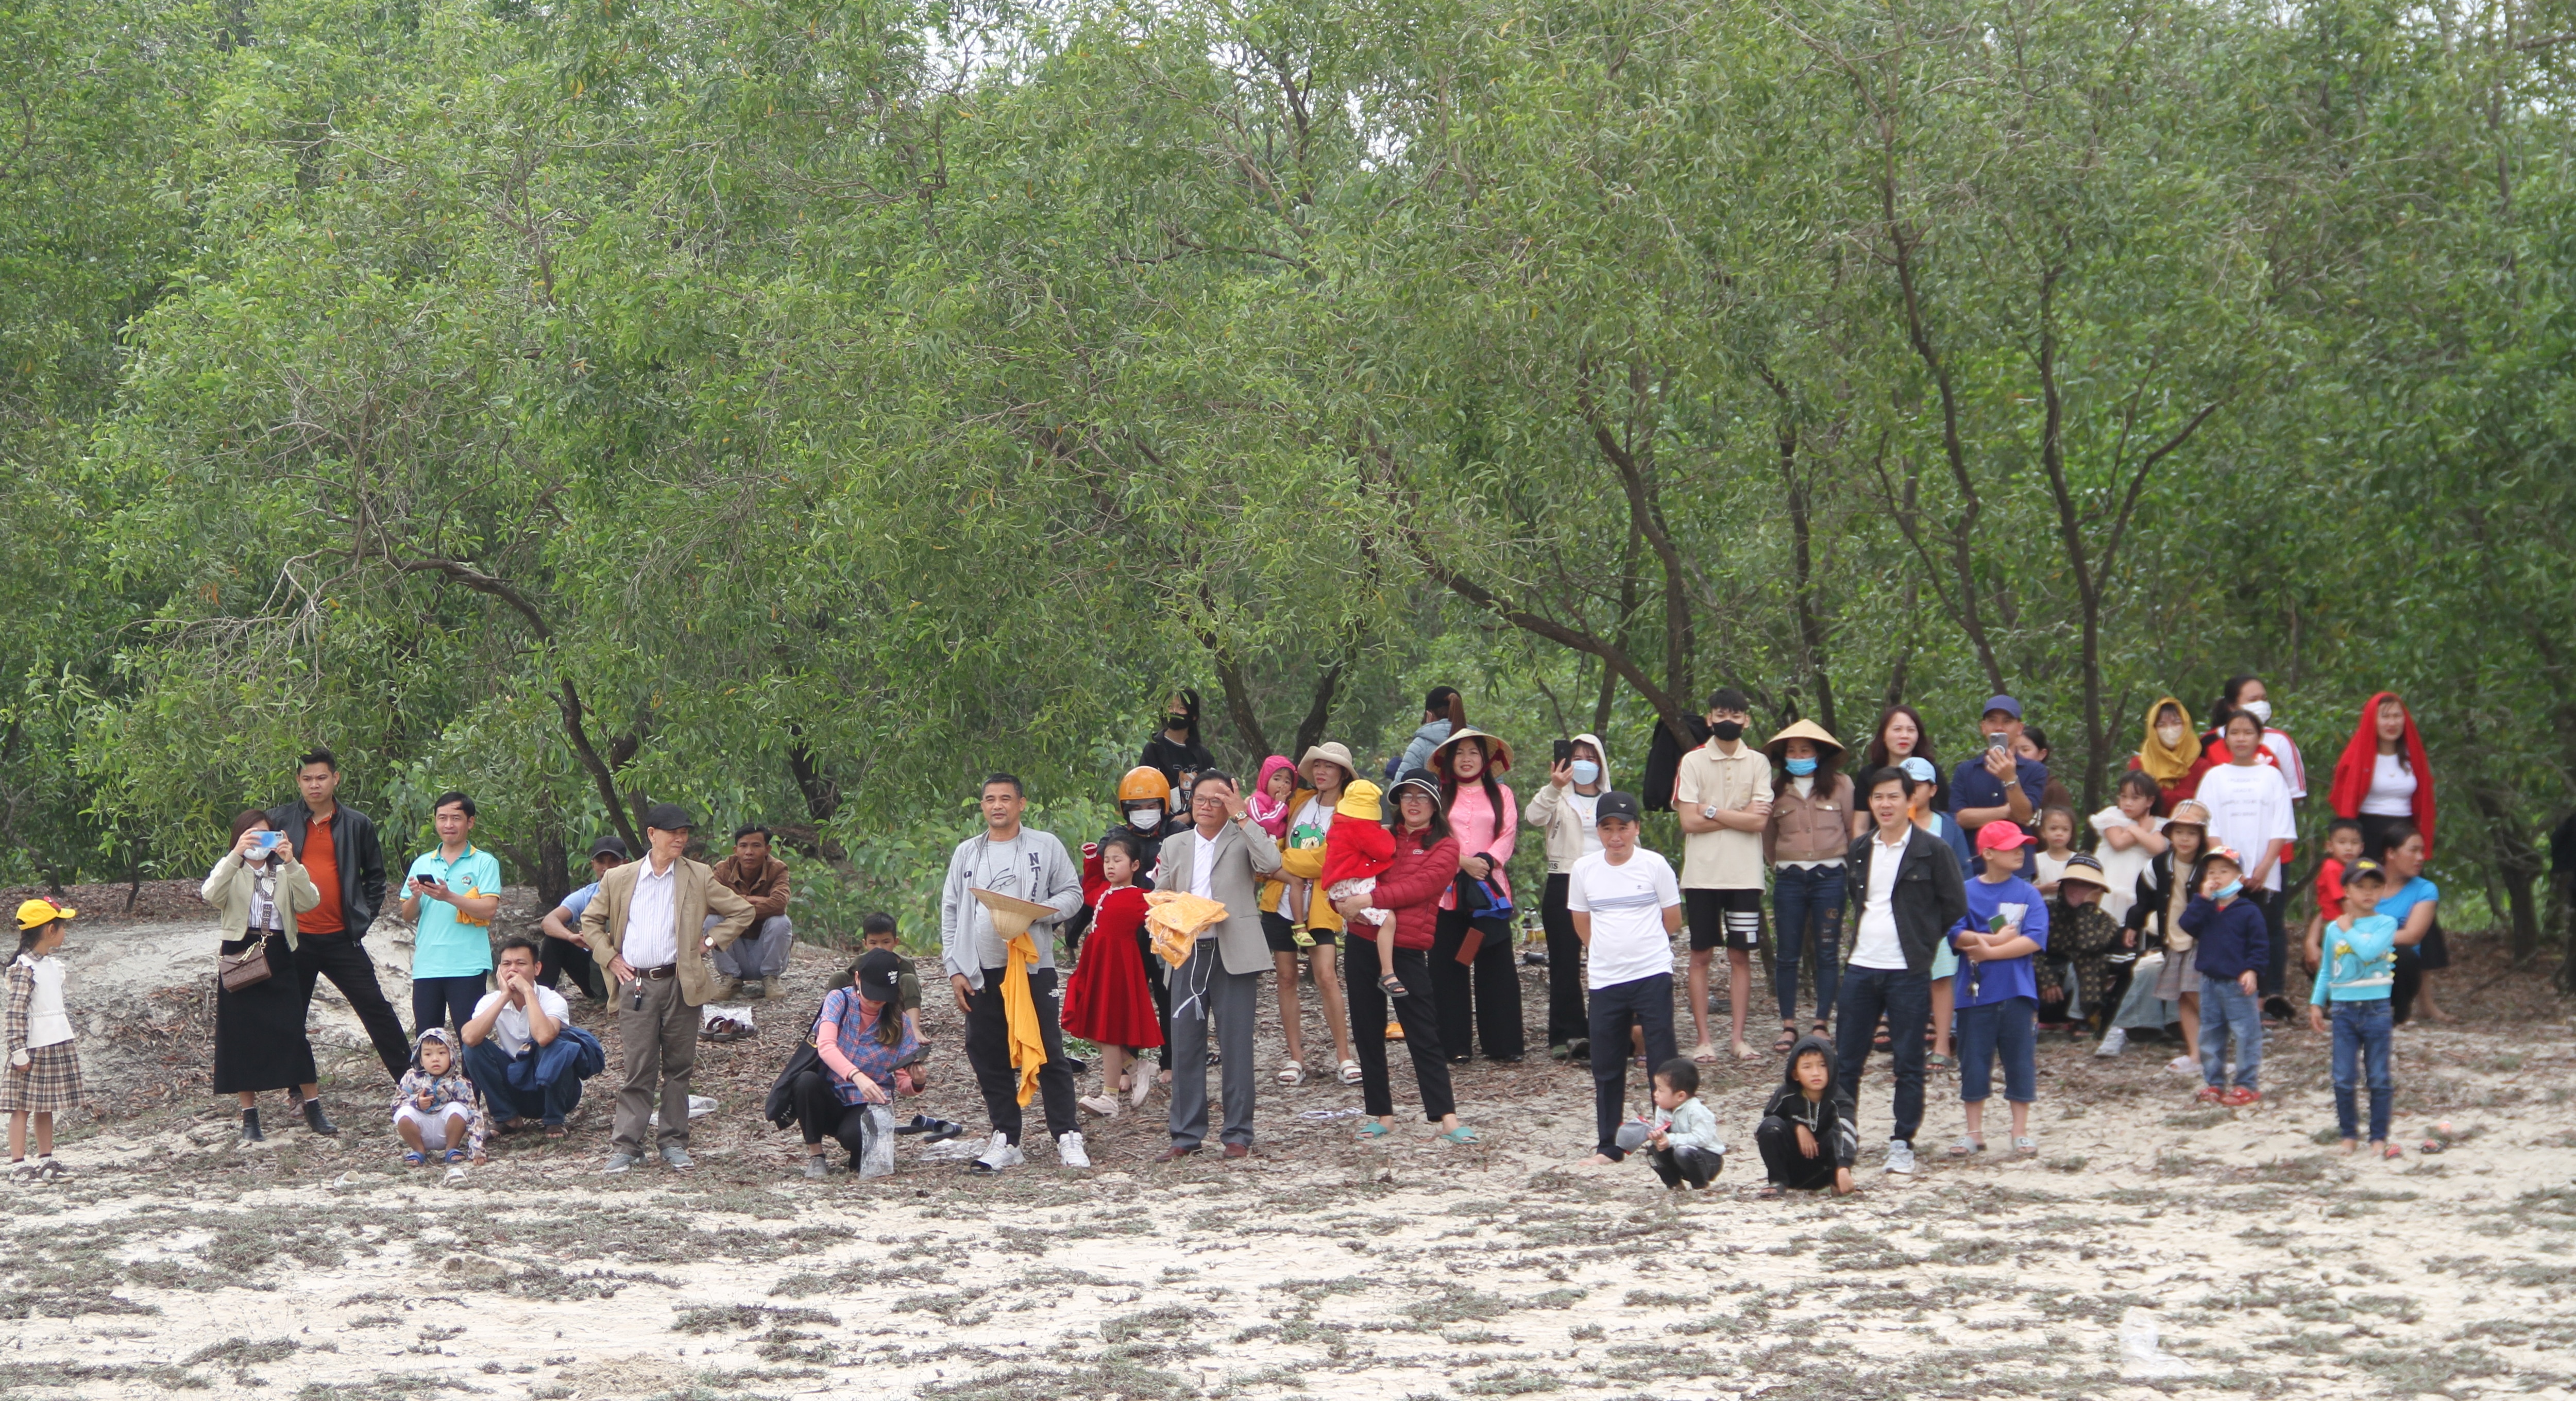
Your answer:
[213,933,319,1095]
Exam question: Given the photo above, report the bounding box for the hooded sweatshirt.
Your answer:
[1397,719,1453,779]
[1524,732,1612,874]
[1760,1034,1856,1169]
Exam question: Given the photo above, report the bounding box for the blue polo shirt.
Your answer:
[558,881,600,920]
[1949,874,2049,1008]
[406,845,503,978]
[1950,754,2049,876]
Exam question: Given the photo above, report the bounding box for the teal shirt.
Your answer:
[2310,913,2398,1004]
[406,845,503,978]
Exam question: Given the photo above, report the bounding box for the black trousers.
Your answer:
[1430,908,1525,1061]
[1345,940,1456,1122]
[1755,1114,1840,1190]
[962,965,1079,1146]
[789,1068,875,1161]
[1649,1144,1723,1189]
[294,932,412,1079]
[539,935,603,1001]
[1539,874,1588,1048]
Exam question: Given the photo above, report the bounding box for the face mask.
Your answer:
[1710,720,1744,742]
[1569,760,1600,785]
[2214,879,2242,902]
[1785,757,1818,777]
[1128,808,1161,830]
[1166,715,1189,729]
[2156,723,2185,747]
[2242,700,2272,724]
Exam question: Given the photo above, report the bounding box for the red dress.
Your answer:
[1061,885,1163,1049]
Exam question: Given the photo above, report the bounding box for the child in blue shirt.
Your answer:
[1946,822,2050,1157]
[2307,859,2399,1156]
[2180,845,2269,1106]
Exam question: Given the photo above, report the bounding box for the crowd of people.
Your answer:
[0,678,2458,1191]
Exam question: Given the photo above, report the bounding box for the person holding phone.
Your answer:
[399,792,504,1038]
[1948,696,2047,879]
[1526,733,1612,1060]
[205,811,329,1143]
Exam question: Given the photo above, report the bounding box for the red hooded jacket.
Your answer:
[2327,691,2435,856]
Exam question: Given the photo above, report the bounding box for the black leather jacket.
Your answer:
[1842,824,1971,975]
[265,798,388,937]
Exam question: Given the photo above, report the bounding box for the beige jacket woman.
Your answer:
[202,850,321,949]
[1523,732,1612,874]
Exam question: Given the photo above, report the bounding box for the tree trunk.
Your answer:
[1291,656,1346,762]
[2469,784,2544,963]
[533,825,571,914]
[787,729,841,823]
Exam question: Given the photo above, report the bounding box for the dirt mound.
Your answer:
[0,877,212,923]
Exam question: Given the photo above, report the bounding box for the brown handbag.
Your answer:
[218,938,273,991]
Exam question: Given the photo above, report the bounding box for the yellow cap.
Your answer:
[14,898,75,931]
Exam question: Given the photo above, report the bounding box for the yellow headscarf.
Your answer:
[2138,696,2201,785]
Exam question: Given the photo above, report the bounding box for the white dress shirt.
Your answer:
[1849,828,1912,970]
[624,857,681,967]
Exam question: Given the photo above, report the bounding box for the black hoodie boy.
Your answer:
[1757,1033,1858,1190]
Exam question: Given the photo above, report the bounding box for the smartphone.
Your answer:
[1552,739,1574,764]
[1987,733,2011,753]
[253,831,284,855]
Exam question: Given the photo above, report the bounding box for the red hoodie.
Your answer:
[2327,691,2436,856]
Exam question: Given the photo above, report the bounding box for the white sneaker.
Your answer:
[1056,1131,1092,1169]
[967,1132,1023,1175]
[1885,1139,1918,1175]
[2164,1054,2198,1077]
[2094,1028,2127,1058]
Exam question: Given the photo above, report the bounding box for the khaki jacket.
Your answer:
[1766,771,1857,865]
[201,852,322,948]
[580,855,756,1007]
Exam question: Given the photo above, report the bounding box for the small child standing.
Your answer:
[1316,780,1403,994]
[1640,1059,1725,1189]
[2182,845,2269,1107]
[1062,833,1163,1116]
[4,900,82,1181]
[2308,858,2400,1156]
[1755,1035,1855,1196]
[393,1029,485,1172]
[2032,807,2079,899]
[1948,823,2051,1157]
[2302,818,2367,972]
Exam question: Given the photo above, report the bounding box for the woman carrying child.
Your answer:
[1064,832,1163,1116]
[1276,744,1364,1080]
[1341,769,1477,1145]
[4,899,82,1180]
[788,950,925,1178]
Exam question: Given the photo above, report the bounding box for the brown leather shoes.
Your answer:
[1157,1145,1197,1162]
[1222,1142,1253,1160]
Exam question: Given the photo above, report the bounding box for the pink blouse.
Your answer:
[1439,780,1519,912]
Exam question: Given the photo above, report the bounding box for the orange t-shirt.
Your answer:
[297,815,345,935]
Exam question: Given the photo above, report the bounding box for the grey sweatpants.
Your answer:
[712,915,793,981]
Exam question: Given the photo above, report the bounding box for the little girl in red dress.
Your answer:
[1063,832,1164,1116]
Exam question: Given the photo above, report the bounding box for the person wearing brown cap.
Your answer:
[579,802,756,1173]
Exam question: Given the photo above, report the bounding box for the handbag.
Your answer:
[218,936,274,991]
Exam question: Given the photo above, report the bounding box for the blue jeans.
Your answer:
[1834,963,1929,1144]
[1771,865,1846,1024]
[2199,974,2263,1090]
[1588,974,1679,1160]
[2330,999,2394,1142]
[1955,997,2036,1104]
[461,1033,593,1126]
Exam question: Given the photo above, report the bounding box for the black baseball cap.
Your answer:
[2345,858,2389,884]
[853,949,906,1004]
[642,802,693,832]
[1596,791,1643,823]
[589,834,629,860]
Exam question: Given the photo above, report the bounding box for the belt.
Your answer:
[634,964,678,980]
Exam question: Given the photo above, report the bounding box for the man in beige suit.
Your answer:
[580,803,754,1173]
[1150,770,1283,1161]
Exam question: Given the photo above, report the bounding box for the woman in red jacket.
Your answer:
[1337,769,1477,1144]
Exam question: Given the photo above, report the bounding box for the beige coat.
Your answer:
[1522,731,1612,874]
[201,851,321,948]
[579,854,756,1007]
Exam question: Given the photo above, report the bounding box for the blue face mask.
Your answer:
[2214,879,2243,903]
[1785,757,1818,777]
[1568,759,1600,786]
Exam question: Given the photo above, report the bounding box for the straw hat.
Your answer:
[1764,718,1844,762]
[1299,741,1359,787]
[970,888,1055,940]
[1430,727,1515,773]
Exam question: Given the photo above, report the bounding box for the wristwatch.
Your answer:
[1700,804,1719,821]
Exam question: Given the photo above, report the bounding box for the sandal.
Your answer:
[1755,1184,1786,1200]
[1276,1060,1306,1086]
[1355,1120,1394,1140]
[1338,1059,1362,1086]
[402,1151,426,1166]
[1773,1026,1799,1055]
[1925,1053,1954,1070]
[2012,1136,2038,1156]
[544,1124,567,1141]
[1436,1125,1479,1145]
[1691,1042,1719,1064]
[1872,1028,1893,1054]
[1946,1135,1985,1158]
[1378,974,1410,999]
[1810,1021,1831,1038]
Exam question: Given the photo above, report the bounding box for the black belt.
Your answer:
[634,964,678,980]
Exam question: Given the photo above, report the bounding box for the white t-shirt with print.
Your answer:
[1567,848,1682,990]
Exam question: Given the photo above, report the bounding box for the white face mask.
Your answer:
[2242,700,2272,724]
[1569,760,1600,785]
[2157,723,2186,747]
[1128,808,1161,831]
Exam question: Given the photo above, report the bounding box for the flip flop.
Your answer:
[1355,1120,1394,1140]
[1436,1125,1479,1145]
[1772,1027,1798,1055]
[1691,1043,1719,1064]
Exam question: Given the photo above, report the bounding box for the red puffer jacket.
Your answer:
[1369,828,1461,951]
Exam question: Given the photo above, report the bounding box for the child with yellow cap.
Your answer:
[5,898,82,1180]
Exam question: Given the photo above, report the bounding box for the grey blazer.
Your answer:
[1150,817,1285,976]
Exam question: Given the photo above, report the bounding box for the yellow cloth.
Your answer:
[1144,889,1229,968]
[1002,927,1046,1107]
[2137,695,2201,785]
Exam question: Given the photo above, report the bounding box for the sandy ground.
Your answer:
[5,901,2574,1401]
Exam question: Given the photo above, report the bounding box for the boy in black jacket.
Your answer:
[1756,1034,1857,1197]
[2181,845,2270,1107]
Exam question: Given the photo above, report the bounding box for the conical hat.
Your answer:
[971,888,1056,940]
[1763,718,1844,760]
[1143,889,1230,967]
